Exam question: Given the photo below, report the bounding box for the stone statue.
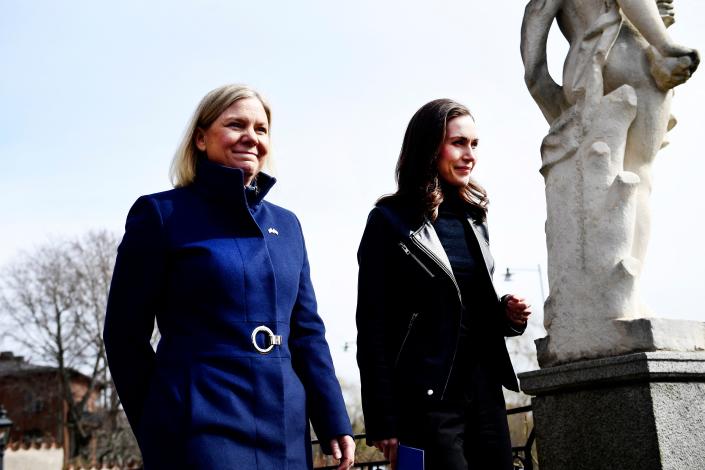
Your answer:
[521,0,702,365]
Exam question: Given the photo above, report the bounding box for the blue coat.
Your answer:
[104,159,352,469]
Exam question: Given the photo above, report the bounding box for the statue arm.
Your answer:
[521,0,568,124]
[617,0,691,57]
[617,0,699,89]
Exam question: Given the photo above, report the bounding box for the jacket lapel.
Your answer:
[411,222,454,278]
[466,218,495,277]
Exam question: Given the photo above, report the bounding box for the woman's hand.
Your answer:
[373,438,399,470]
[504,294,532,327]
[329,435,355,470]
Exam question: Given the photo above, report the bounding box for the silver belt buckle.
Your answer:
[251,325,282,354]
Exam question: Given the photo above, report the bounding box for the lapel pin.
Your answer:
[268,227,279,236]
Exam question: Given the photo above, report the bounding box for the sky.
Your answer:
[1,1,704,383]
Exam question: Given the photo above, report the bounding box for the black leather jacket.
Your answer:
[356,199,524,441]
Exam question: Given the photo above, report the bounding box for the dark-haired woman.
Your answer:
[356,99,531,470]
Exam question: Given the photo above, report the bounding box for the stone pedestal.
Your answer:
[536,318,705,367]
[519,352,705,470]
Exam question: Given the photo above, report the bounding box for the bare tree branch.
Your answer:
[0,230,140,463]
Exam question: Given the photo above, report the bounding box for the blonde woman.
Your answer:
[104,84,354,469]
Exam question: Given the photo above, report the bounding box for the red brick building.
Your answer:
[0,351,99,457]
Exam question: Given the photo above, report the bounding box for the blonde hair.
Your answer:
[170,84,272,187]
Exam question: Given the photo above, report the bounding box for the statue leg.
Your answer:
[604,31,673,273]
[621,85,672,270]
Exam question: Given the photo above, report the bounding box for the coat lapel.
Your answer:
[411,222,454,278]
[466,218,495,277]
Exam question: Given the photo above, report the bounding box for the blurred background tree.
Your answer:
[0,231,140,466]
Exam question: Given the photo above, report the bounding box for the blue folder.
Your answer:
[397,443,424,470]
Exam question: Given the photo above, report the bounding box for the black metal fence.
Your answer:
[508,405,535,470]
[312,405,535,470]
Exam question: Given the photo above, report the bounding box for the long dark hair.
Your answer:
[380,98,488,221]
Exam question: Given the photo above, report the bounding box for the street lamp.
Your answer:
[0,405,13,470]
[503,264,546,301]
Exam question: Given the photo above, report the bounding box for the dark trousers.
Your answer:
[398,361,513,470]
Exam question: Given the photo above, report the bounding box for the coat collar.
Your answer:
[410,223,454,276]
[413,216,495,290]
[192,158,276,210]
[376,199,494,282]
[465,219,494,277]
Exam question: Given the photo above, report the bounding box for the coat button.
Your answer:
[426,389,434,396]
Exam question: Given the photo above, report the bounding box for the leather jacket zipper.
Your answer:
[399,242,435,278]
[409,236,462,399]
[409,237,461,298]
[394,312,420,367]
